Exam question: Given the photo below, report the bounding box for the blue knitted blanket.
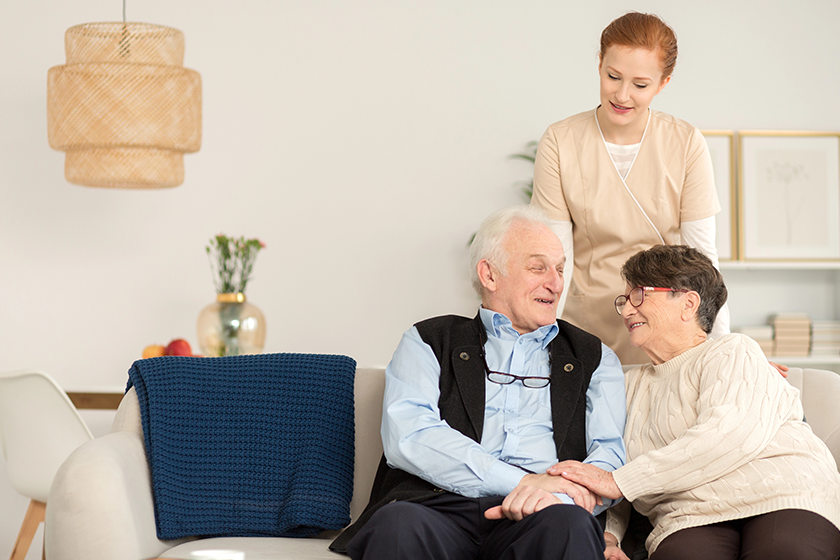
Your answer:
[127,353,356,540]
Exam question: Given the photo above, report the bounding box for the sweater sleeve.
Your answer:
[613,336,797,501]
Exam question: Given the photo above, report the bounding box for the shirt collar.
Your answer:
[479,307,559,349]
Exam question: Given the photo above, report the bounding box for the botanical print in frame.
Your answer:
[739,131,840,261]
[702,130,737,261]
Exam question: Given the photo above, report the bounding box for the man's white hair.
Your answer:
[469,205,555,296]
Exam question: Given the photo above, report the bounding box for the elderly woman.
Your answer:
[555,245,840,560]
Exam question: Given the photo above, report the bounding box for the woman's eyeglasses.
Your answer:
[614,286,689,315]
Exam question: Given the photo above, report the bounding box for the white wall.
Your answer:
[1,1,838,557]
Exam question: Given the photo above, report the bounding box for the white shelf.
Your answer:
[720,260,840,375]
[771,355,840,365]
[721,261,840,271]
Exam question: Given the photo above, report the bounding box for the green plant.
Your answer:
[205,234,265,294]
[508,140,538,200]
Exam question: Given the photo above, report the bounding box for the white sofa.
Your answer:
[45,367,840,560]
[46,367,387,560]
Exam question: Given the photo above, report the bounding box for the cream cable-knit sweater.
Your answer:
[607,333,840,553]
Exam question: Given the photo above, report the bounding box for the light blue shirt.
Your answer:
[381,308,627,516]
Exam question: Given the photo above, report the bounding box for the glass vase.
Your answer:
[196,293,266,357]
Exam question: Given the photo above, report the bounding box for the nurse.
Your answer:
[530,12,729,365]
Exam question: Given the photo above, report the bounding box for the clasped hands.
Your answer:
[483,460,621,522]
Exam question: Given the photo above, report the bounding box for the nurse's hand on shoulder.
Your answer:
[770,361,789,378]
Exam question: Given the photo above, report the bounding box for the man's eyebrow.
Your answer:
[526,254,564,266]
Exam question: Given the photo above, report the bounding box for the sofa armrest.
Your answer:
[46,396,187,560]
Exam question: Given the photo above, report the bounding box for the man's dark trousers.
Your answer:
[345,492,605,560]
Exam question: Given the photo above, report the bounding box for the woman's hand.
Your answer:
[548,460,624,500]
[604,544,630,560]
[604,531,629,560]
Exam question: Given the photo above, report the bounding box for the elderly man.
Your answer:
[331,206,626,560]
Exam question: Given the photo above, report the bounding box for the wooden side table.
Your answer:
[65,391,124,410]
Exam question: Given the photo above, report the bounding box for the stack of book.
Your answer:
[811,321,840,356]
[735,325,774,356]
[771,313,812,357]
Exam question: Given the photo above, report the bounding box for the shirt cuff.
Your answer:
[586,459,619,472]
[553,493,613,517]
[482,461,527,497]
[553,492,574,505]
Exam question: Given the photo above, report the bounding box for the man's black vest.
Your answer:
[331,313,603,552]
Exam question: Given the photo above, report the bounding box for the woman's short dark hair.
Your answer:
[620,245,728,334]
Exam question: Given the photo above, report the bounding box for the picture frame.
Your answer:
[738,131,840,261]
[702,130,737,261]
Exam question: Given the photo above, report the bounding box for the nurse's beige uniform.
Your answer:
[531,108,720,365]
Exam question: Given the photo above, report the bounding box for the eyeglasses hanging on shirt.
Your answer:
[480,351,550,389]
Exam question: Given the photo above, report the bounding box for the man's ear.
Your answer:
[477,259,497,292]
[681,291,701,323]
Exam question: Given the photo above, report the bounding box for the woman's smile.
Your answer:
[609,101,633,114]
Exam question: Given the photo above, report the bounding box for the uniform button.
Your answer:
[564,363,574,372]
[459,352,470,361]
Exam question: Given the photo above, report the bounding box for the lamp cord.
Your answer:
[119,0,129,58]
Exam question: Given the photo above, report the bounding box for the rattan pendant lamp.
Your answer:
[47,9,201,189]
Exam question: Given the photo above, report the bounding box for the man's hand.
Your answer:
[484,472,603,521]
[548,461,623,500]
[522,472,604,512]
[484,484,562,521]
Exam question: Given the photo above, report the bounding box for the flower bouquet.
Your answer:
[197,234,267,357]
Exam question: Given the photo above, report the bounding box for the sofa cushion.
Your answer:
[160,536,340,560]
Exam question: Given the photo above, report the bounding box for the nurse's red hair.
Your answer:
[600,12,678,80]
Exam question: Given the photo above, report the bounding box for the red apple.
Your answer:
[165,338,193,356]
